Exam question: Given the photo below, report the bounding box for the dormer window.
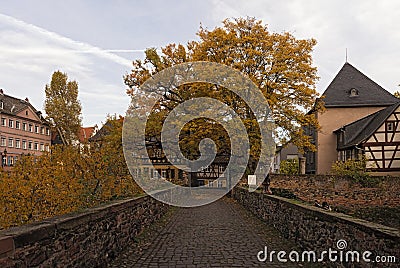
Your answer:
[350,88,359,97]
[0,100,3,109]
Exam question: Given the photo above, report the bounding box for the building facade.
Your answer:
[273,143,303,173]
[305,63,399,174]
[0,89,51,168]
[334,102,400,174]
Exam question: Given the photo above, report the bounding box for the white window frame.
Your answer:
[1,137,6,147]
[15,139,21,149]
[8,138,13,148]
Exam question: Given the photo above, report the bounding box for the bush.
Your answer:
[279,159,299,175]
[330,156,377,186]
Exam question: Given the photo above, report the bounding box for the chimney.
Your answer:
[25,97,29,102]
[0,89,3,95]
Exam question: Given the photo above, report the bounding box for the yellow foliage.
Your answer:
[0,116,142,229]
[124,17,322,157]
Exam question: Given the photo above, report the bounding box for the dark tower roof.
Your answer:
[322,62,398,107]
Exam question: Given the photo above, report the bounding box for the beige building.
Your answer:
[0,89,51,169]
[306,63,399,174]
[334,102,400,175]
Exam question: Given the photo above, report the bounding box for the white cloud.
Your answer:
[208,0,400,93]
[0,13,137,126]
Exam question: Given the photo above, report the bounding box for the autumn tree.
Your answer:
[0,116,142,229]
[45,71,82,146]
[0,149,84,229]
[82,115,142,204]
[124,18,322,158]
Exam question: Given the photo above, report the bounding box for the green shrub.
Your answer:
[279,159,299,175]
[331,156,378,186]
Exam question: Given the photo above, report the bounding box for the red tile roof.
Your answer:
[78,127,96,143]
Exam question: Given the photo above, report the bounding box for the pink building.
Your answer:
[0,89,51,169]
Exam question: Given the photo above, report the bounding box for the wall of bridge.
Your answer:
[0,192,170,267]
[233,186,399,267]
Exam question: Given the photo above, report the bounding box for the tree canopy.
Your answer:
[44,71,82,146]
[124,17,322,156]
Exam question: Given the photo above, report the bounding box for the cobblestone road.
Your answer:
[109,197,302,267]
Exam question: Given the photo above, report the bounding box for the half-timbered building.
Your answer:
[334,102,400,174]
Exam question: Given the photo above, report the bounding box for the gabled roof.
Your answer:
[78,127,96,143]
[334,101,400,149]
[0,89,48,124]
[89,118,123,142]
[1,91,35,115]
[322,62,398,107]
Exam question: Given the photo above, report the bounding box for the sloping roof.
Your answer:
[89,118,123,142]
[334,101,400,149]
[0,89,49,125]
[322,63,398,107]
[1,90,37,115]
[78,127,96,143]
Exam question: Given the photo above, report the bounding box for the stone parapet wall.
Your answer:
[233,186,399,267]
[270,174,400,208]
[0,192,170,267]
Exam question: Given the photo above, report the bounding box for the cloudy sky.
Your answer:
[1,0,399,126]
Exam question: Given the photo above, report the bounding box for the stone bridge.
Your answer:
[0,187,399,267]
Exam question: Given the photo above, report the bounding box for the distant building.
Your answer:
[92,118,229,188]
[78,126,97,143]
[305,63,400,174]
[51,126,96,146]
[273,143,303,173]
[0,89,51,168]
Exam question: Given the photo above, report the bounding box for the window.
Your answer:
[23,122,27,131]
[16,121,20,129]
[35,125,39,133]
[14,156,18,163]
[2,156,6,166]
[40,143,44,151]
[15,139,21,149]
[0,101,3,109]
[350,88,359,97]
[41,127,45,135]
[1,118,6,126]
[8,156,13,167]
[387,122,395,132]
[28,141,32,150]
[34,142,39,151]
[45,144,50,152]
[1,137,6,147]
[8,138,13,148]
[8,119,13,128]
[46,128,50,136]
[29,124,33,132]
[22,140,27,150]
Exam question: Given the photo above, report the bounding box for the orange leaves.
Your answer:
[0,117,142,230]
[124,17,323,154]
